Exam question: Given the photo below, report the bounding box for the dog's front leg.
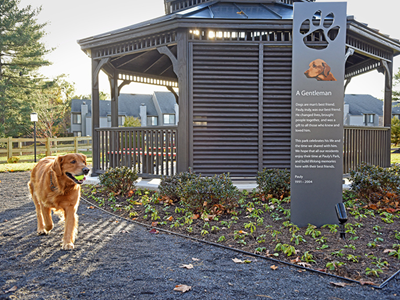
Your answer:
[41,206,54,233]
[62,206,78,250]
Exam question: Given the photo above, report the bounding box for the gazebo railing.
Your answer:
[94,126,177,178]
[94,125,390,178]
[343,126,391,174]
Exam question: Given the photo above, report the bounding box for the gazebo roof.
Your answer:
[79,2,294,46]
[79,0,400,52]
[77,0,400,88]
[176,1,295,19]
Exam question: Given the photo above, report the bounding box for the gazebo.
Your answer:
[78,0,400,178]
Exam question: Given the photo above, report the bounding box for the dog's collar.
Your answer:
[50,171,58,192]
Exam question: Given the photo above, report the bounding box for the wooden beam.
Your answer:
[344,78,351,93]
[157,46,178,74]
[118,69,177,82]
[175,29,189,173]
[118,80,131,95]
[93,58,110,87]
[382,59,393,127]
[166,86,179,104]
[160,64,173,76]
[382,57,393,168]
[109,69,119,128]
[115,51,148,68]
[91,57,109,176]
[102,62,116,78]
[258,43,264,172]
[143,55,166,73]
[343,48,354,93]
[345,58,381,79]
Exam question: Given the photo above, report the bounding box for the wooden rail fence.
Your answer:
[0,136,92,163]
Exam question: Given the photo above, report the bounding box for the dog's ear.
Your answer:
[79,153,87,164]
[53,155,65,176]
[322,62,331,77]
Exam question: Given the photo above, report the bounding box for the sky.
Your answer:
[18,0,400,99]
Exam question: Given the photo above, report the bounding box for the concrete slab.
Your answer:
[83,175,351,192]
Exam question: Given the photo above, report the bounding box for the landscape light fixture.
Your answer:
[30,113,38,162]
[335,202,348,240]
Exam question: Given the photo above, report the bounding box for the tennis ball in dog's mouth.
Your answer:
[75,175,85,181]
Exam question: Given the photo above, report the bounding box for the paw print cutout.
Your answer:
[300,11,340,50]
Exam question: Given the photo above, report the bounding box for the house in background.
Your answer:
[344,94,383,127]
[392,101,400,119]
[70,92,178,136]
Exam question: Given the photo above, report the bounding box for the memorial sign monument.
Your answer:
[291,2,347,227]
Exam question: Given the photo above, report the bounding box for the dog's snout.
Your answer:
[82,167,90,175]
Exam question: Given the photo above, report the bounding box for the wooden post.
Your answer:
[109,70,119,168]
[382,59,393,128]
[46,137,51,156]
[258,43,264,172]
[74,137,79,153]
[54,137,58,154]
[110,69,119,128]
[176,29,189,173]
[158,36,188,173]
[91,57,109,176]
[7,137,12,160]
[382,58,393,168]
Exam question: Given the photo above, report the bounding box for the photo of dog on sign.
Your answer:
[304,58,337,81]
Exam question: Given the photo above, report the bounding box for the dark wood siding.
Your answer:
[190,43,292,177]
[191,44,259,177]
[263,46,292,169]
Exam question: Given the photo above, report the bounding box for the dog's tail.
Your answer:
[27,181,33,200]
[53,208,65,223]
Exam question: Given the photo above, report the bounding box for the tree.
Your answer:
[73,92,110,101]
[124,116,141,127]
[391,117,400,146]
[0,0,51,137]
[31,76,75,138]
[393,67,400,101]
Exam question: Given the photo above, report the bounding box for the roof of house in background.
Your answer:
[344,94,383,116]
[118,94,157,117]
[153,92,177,114]
[71,93,177,117]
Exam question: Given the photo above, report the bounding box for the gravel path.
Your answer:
[0,172,399,299]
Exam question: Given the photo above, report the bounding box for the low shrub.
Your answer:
[99,166,138,196]
[7,156,20,163]
[256,168,290,198]
[158,169,200,201]
[176,173,239,214]
[349,163,400,204]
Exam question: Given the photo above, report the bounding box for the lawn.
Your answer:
[390,148,400,164]
[0,151,92,173]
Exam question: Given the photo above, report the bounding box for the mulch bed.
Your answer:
[82,185,400,286]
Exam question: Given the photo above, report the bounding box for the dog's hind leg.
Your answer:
[62,206,78,250]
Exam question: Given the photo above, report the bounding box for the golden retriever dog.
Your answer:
[304,58,337,81]
[28,153,89,250]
